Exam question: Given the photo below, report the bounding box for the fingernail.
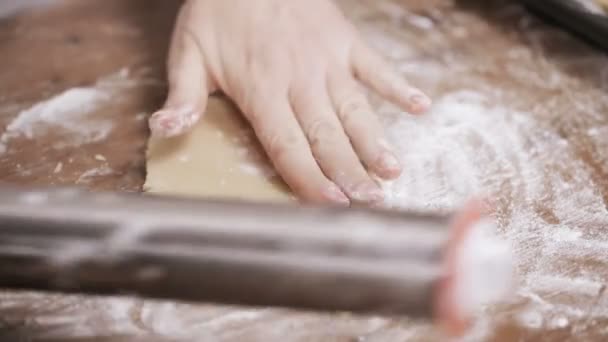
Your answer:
[324,184,350,205]
[378,151,401,174]
[350,182,384,204]
[409,94,432,113]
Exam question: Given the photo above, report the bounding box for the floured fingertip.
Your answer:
[348,181,385,204]
[373,151,402,179]
[407,93,432,114]
[322,184,351,206]
[149,105,200,138]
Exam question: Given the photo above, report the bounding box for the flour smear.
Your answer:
[379,89,608,339]
[0,69,133,154]
[0,0,54,18]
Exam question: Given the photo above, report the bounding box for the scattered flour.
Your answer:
[234,140,277,179]
[76,166,115,184]
[136,303,269,339]
[0,0,54,18]
[134,112,148,122]
[374,0,434,30]
[0,69,133,154]
[378,89,608,337]
[517,309,544,330]
[53,162,63,174]
[94,154,107,162]
[239,161,277,179]
[178,154,191,163]
[16,88,605,342]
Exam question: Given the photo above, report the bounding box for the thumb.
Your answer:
[150,9,212,138]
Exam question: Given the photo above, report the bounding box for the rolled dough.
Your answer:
[145,96,294,203]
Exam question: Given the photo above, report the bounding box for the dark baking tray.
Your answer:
[521,0,608,50]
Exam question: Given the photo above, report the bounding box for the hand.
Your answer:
[149,0,431,205]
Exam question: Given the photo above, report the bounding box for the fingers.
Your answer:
[327,72,402,180]
[149,5,211,138]
[290,84,384,204]
[351,41,431,115]
[245,96,350,205]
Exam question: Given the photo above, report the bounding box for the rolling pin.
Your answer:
[521,0,608,50]
[0,186,514,336]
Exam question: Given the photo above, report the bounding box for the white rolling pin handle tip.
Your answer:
[435,202,515,337]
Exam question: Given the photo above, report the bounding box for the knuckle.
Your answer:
[264,129,302,161]
[338,97,367,125]
[306,118,342,150]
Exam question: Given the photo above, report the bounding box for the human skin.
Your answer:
[149,0,431,206]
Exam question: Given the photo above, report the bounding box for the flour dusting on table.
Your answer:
[0,69,133,154]
[379,89,608,339]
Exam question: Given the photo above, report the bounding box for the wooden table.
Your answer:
[1,1,607,341]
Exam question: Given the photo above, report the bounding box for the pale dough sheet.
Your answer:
[145,96,294,203]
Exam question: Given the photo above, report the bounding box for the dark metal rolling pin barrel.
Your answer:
[521,0,608,50]
[0,186,514,336]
